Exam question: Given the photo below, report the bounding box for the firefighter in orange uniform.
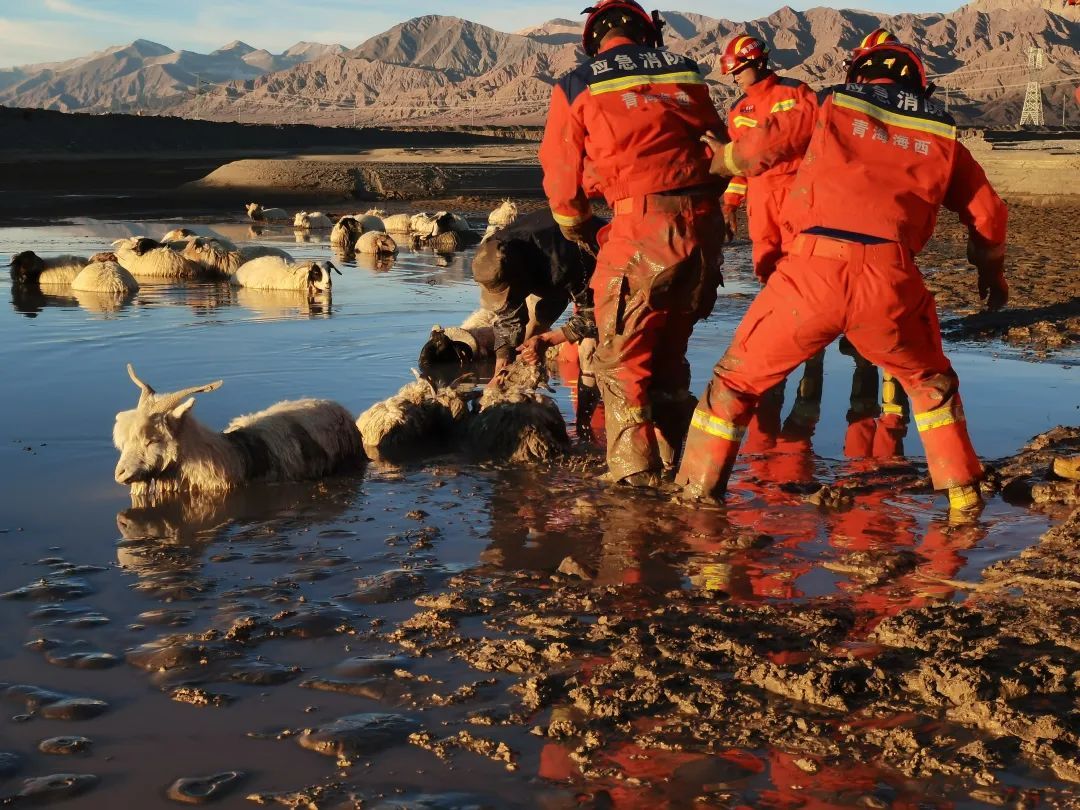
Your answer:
[538,0,726,489]
[678,39,1009,517]
[718,35,817,282]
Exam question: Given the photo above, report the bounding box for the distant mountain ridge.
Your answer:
[0,2,1076,127]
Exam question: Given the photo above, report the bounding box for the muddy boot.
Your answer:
[619,470,663,491]
[947,484,984,523]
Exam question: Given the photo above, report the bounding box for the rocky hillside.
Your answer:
[1,1,1076,126]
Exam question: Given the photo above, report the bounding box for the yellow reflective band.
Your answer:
[948,485,981,511]
[733,36,753,54]
[726,182,747,195]
[770,98,797,113]
[722,142,742,176]
[590,71,705,96]
[881,403,905,416]
[551,208,592,227]
[914,407,964,432]
[690,409,745,441]
[834,93,957,140]
[733,115,758,128]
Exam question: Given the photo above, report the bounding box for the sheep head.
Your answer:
[306,261,338,293]
[113,364,223,486]
[246,203,263,219]
[112,237,161,257]
[90,251,118,264]
[8,251,45,283]
[336,216,362,239]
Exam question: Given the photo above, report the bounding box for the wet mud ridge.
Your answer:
[922,202,1080,357]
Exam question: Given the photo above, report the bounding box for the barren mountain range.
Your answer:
[1,0,1077,128]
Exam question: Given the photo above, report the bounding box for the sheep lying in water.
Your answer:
[8,251,89,285]
[233,257,338,293]
[113,364,364,497]
[181,237,293,277]
[418,308,495,376]
[483,200,519,242]
[355,371,472,463]
[383,213,413,233]
[71,255,139,296]
[355,231,398,256]
[293,211,333,230]
[246,203,290,223]
[463,361,569,464]
[112,237,203,279]
[161,227,198,243]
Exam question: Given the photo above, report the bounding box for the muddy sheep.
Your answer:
[293,211,333,230]
[114,364,363,497]
[355,371,472,463]
[71,257,139,296]
[246,203,290,223]
[8,251,89,285]
[182,237,293,277]
[483,200,519,242]
[463,360,569,464]
[411,211,473,242]
[330,216,363,248]
[355,231,398,256]
[232,256,338,293]
[111,237,204,280]
[383,213,413,233]
[419,308,496,374]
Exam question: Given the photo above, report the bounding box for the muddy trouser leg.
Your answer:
[676,251,845,499]
[591,280,668,481]
[842,243,982,491]
[650,306,697,472]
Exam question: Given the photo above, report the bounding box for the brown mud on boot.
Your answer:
[947,484,984,524]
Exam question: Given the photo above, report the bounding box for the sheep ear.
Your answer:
[168,397,196,423]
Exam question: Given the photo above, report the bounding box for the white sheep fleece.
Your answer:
[330,217,361,247]
[355,377,469,461]
[71,260,139,295]
[293,211,333,230]
[115,396,362,496]
[113,238,202,279]
[382,213,413,233]
[247,203,290,222]
[354,231,398,256]
[36,256,89,285]
[233,256,331,292]
[487,200,518,227]
[182,238,241,277]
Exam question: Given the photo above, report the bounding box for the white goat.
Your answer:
[8,251,89,286]
[232,256,338,293]
[246,203,290,223]
[114,365,364,497]
[293,211,333,230]
[354,231,398,256]
[355,372,471,463]
[383,214,413,233]
[112,238,203,280]
[464,361,569,464]
[483,200,519,242]
[71,258,139,296]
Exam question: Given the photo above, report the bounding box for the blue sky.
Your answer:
[1,0,968,68]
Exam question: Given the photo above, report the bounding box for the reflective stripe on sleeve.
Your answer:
[725,181,747,195]
[722,142,742,176]
[770,98,797,113]
[732,115,758,128]
[690,409,746,441]
[551,208,593,227]
[914,406,964,432]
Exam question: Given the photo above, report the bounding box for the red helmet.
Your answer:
[581,0,663,57]
[846,41,929,91]
[852,28,900,60]
[720,35,769,75]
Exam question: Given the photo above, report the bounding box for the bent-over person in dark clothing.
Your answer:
[473,209,604,382]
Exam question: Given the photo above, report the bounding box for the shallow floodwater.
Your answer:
[0,218,1077,808]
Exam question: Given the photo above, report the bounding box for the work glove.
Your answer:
[722,205,738,243]
[700,130,736,178]
[559,217,602,257]
[967,236,1008,312]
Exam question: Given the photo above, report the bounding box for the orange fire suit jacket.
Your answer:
[716,82,1007,254]
[539,36,723,227]
[720,72,817,210]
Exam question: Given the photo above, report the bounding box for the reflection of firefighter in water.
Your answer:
[679,37,1009,518]
[539,0,727,491]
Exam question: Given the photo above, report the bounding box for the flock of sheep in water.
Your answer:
[10,199,569,504]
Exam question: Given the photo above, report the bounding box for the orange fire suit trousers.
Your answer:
[591,193,725,481]
[677,233,983,497]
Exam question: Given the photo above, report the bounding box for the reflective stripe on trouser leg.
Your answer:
[674,379,755,499]
[913,393,983,489]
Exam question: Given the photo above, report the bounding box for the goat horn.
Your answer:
[155,378,224,413]
[127,363,155,406]
[325,261,341,276]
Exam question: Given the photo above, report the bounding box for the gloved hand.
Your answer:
[700,130,735,178]
[967,237,1008,312]
[722,205,738,243]
[559,217,602,256]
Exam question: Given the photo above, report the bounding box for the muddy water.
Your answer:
[0,218,1077,808]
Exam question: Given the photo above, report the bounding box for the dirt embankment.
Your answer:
[921,202,1080,356]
